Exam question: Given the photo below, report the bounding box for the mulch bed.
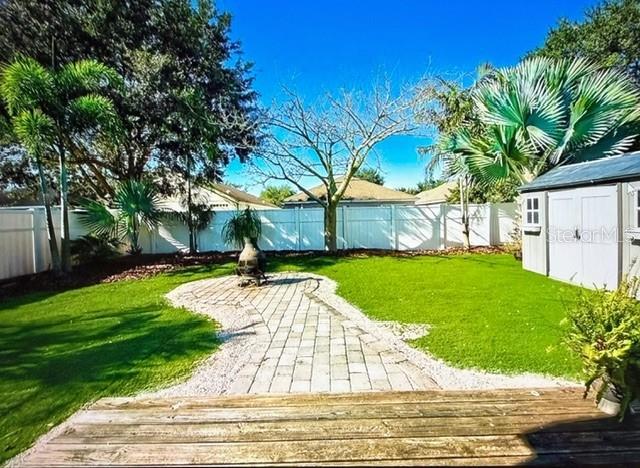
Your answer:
[0,246,507,301]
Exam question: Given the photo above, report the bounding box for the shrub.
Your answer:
[562,279,640,419]
[79,179,162,255]
[70,235,121,264]
[222,208,262,249]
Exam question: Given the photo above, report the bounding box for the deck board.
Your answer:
[19,388,640,466]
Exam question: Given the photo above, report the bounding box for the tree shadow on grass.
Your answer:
[0,304,219,463]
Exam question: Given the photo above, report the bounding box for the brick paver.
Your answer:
[169,273,438,394]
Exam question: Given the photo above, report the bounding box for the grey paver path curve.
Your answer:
[162,273,439,395]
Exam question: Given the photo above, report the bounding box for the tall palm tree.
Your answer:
[450,57,640,183]
[422,80,482,249]
[0,108,61,272]
[0,56,121,272]
[80,179,162,255]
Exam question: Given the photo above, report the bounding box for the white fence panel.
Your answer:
[259,210,297,251]
[1,202,517,280]
[396,205,442,250]
[0,210,36,280]
[342,206,393,249]
[0,208,85,280]
[445,204,491,247]
[492,203,518,245]
[298,208,325,250]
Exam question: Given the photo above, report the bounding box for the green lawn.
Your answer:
[271,253,582,379]
[0,264,234,463]
[0,253,581,463]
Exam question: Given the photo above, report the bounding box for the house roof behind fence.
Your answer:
[285,177,416,203]
[415,181,457,205]
[208,183,278,208]
[519,152,640,193]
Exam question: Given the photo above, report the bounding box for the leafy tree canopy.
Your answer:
[396,178,443,195]
[446,178,519,204]
[0,0,257,202]
[259,185,295,207]
[355,168,385,185]
[532,0,640,84]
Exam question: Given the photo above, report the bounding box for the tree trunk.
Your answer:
[324,203,338,253]
[36,156,61,273]
[186,161,196,254]
[459,178,470,250]
[59,148,72,272]
[130,215,140,254]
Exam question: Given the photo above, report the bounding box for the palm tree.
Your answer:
[174,196,214,254]
[222,207,262,249]
[0,108,61,272]
[79,179,163,255]
[422,80,482,249]
[451,57,640,183]
[0,56,121,272]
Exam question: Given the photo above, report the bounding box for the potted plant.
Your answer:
[562,278,640,420]
[222,208,266,283]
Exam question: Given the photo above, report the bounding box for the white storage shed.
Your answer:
[519,152,640,290]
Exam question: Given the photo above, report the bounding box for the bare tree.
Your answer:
[251,82,427,252]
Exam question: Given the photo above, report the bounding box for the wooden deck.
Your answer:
[20,388,640,466]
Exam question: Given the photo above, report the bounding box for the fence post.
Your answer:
[439,203,447,250]
[341,206,347,250]
[295,207,301,251]
[30,209,38,274]
[391,205,398,250]
[488,203,494,246]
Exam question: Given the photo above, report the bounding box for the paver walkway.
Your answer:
[164,273,438,395]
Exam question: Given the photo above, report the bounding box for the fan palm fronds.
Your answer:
[78,198,121,239]
[80,180,162,255]
[447,56,640,185]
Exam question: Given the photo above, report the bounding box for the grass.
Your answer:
[0,263,234,463]
[0,252,581,462]
[270,253,582,379]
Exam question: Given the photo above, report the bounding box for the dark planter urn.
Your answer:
[238,237,259,263]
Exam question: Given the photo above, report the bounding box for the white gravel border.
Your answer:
[140,279,271,397]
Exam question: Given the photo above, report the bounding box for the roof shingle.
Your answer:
[520,152,640,193]
[285,177,416,203]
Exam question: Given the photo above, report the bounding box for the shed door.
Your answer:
[548,185,619,289]
[548,191,582,284]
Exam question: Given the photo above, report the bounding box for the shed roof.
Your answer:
[519,152,640,193]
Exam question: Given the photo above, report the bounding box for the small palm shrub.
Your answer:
[563,279,640,419]
[70,235,121,264]
[79,179,162,254]
[222,208,262,249]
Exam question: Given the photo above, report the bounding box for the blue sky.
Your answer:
[219,0,598,193]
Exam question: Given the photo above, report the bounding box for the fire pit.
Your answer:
[235,237,267,286]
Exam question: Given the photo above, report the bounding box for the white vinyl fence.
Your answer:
[0,207,85,281]
[0,203,517,281]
